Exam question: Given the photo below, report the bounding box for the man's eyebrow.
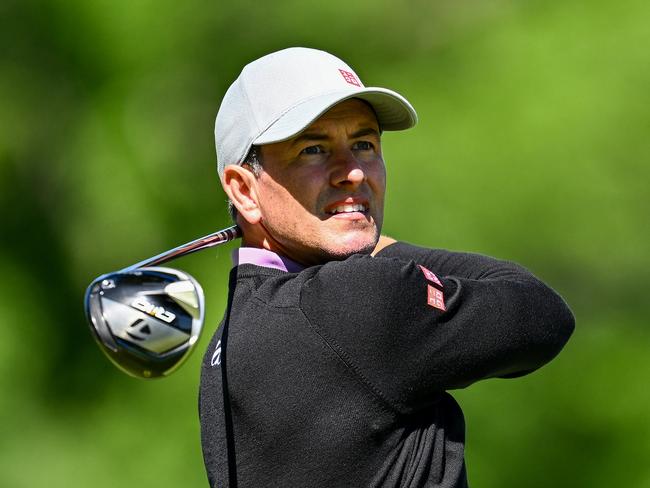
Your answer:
[290,127,380,147]
[290,132,329,147]
[350,127,380,139]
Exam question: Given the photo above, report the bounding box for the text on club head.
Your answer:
[131,297,176,323]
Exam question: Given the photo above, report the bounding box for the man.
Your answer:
[199,47,574,487]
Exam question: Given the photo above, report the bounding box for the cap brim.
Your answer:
[253,87,417,146]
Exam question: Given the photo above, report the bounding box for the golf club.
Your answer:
[85,225,241,379]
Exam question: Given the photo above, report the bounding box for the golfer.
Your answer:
[199,47,574,488]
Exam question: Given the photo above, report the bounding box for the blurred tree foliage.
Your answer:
[1,0,648,487]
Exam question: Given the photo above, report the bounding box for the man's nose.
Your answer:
[329,150,366,189]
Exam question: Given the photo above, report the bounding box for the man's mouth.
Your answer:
[327,203,368,215]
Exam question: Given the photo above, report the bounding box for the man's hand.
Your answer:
[372,235,397,256]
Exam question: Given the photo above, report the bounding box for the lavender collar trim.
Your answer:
[232,247,305,273]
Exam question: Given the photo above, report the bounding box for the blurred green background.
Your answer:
[1,0,648,486]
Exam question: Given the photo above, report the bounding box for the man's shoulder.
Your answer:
[231,263,307,309]
[231,250,410,308]
[230,241,470,310]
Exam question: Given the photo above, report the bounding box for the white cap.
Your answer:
[215,47,418,177]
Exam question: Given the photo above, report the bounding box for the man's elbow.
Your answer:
[501,287,576,379]
[540,295,575,363]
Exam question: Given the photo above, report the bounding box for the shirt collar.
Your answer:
[232,247,305,273]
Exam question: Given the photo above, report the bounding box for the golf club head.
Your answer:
[84,267,204,379]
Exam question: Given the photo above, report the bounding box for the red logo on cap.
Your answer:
[339,69,361,87]
[427,285,446,311]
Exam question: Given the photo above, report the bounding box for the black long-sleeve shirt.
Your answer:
[199,242,575,487]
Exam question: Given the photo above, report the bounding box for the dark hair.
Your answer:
[227,146,263,222]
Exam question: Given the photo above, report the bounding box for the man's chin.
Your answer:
[320,234,378,261]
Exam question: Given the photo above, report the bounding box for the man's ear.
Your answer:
[221,165,262,224]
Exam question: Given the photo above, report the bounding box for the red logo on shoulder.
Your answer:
[427,285,446,311]
[339,69,361,87]
[418,265,443,288]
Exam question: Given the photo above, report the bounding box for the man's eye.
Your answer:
[353,141,374,151]
[301,145,323,155]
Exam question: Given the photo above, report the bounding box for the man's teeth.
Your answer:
[330,204,367,214]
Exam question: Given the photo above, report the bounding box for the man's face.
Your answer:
[252,98,385,266]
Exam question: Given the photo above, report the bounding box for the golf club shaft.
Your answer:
[120,225,241,273]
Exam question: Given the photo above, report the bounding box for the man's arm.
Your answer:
[300,245,575,414]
